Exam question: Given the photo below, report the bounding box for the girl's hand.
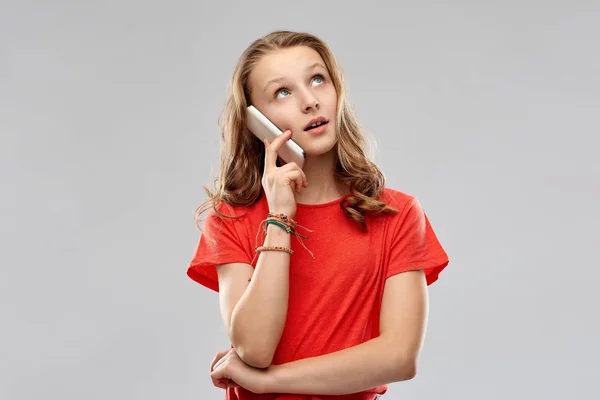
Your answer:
[210,348,240,390]
[262,130,308,219]
[210,348,269,394]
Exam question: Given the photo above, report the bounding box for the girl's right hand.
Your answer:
[210,348,240,390]
[261,129,308,219]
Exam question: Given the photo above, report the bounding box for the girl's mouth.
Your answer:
[305,121,328,131]
[305,121,328,135]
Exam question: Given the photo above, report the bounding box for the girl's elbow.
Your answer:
[392,354,418,381]
[237,345,273,369]
[401,363,417,381]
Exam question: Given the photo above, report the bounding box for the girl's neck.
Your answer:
[293,151,349,205]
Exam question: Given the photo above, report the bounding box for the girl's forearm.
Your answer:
[230,225,290,368]
[263,337,415,395]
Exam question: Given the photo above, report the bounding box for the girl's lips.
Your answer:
[306,121,328,135]
[304,117,328,130]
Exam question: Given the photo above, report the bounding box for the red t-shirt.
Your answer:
[187,187,449,400]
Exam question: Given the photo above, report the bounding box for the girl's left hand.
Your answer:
[210,348,269,394]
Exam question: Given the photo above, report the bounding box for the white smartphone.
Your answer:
[246,105,305,168]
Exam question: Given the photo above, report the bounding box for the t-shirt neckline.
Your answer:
[296,194,349,209]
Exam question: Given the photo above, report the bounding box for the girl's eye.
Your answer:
[312,74,325,85]
[274,74,326,99]
[275,88,291,99]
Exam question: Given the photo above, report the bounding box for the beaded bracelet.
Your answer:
[254,245,294,255]
[267,212,298,229]
[267,212,294,223]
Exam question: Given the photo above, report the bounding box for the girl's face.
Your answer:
[247,46,338,158]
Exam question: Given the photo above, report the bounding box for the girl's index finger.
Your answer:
[264,130,292,169]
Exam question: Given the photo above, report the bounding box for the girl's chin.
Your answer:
[300,145,337,159]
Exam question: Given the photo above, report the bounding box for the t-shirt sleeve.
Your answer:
[385,196,449,285]
[186,203,253,292]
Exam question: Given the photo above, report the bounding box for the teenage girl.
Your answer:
[187,30,450,400]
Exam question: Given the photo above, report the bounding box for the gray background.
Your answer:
[2,1,598,399]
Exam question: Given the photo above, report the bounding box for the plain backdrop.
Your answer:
[2,1,598,399]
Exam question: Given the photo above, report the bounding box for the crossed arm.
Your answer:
[261,268,429,394]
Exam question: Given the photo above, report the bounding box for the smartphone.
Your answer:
[246,105,305,168]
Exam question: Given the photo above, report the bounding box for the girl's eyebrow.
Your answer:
[262,62,327,93]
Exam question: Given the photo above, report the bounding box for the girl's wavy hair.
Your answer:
[195,30,397,231]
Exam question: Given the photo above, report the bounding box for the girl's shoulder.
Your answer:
[379,186,418,210]
[209,192,269,222]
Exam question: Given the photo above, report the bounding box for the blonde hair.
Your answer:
[195,30,397,231]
